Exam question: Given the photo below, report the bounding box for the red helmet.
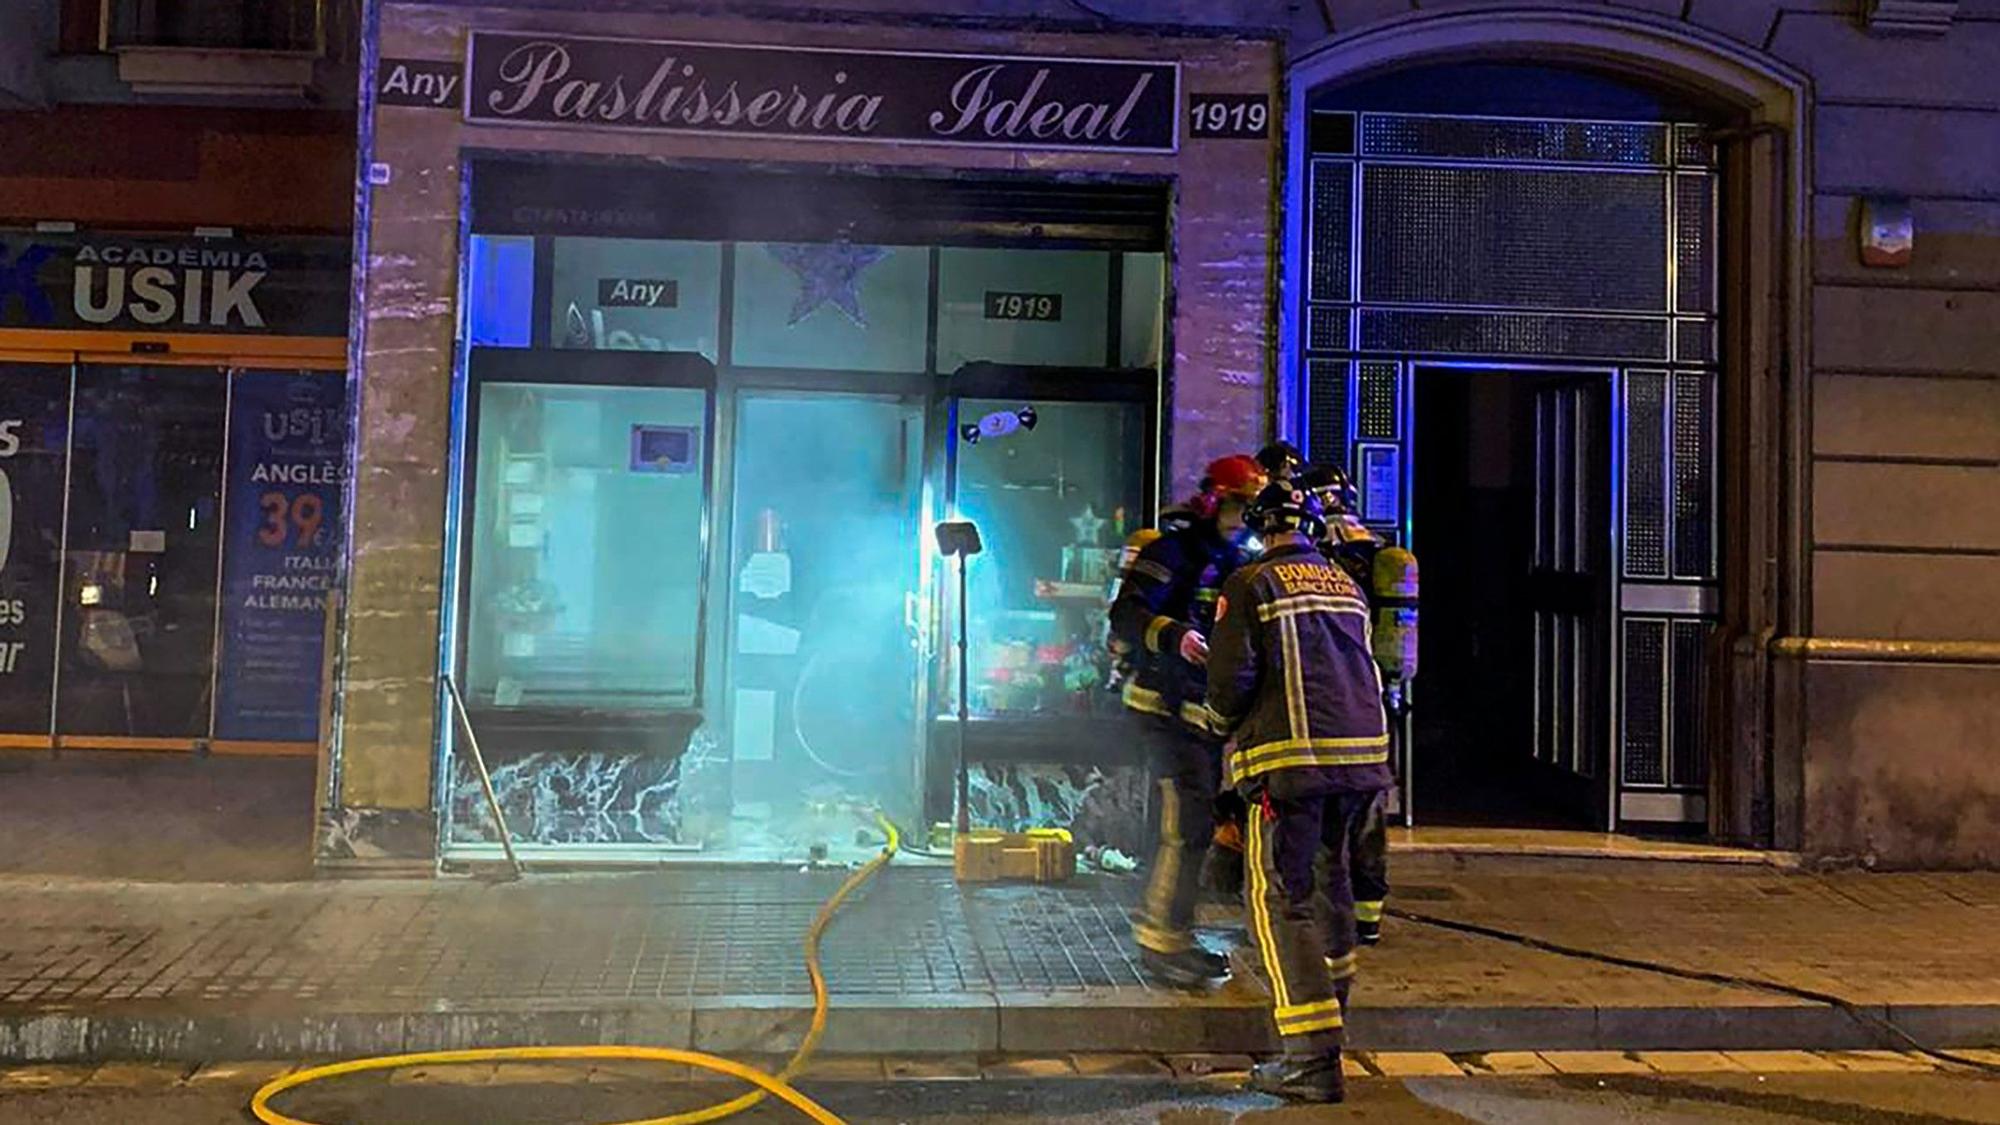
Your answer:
[1203,454,1268,501]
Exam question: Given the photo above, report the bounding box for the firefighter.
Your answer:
[1297,464,1393,947]
[1107,453,1267,988]
[1206,480,1394,1104]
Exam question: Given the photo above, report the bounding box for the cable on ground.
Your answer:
[1388,905,2000,1077]
[249,817,902,1125]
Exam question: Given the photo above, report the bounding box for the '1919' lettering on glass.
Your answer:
[984,291,1063,322]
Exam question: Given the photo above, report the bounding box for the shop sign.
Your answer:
[598,277,678,308]
[0,231,349,337]
[378,57,463,108]
[0,365,69,735]
[213,371,347,743]
[464,31,1179,153]
[1187,93,1270,140]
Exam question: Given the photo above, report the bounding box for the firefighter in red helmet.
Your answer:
[1107,453,1266,988]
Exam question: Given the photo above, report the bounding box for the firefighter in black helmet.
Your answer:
[1297,464,1397,946]
[1107,453,1266,989]
[1261,448,1393,947]
[1207,480,1394,1104]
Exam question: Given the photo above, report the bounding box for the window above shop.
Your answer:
[72,0,334,98]
[468,234,1165,378]
[101,0,324,52]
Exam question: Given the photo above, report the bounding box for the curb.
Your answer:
[3,997,1995,1064]
[4,1048,1997,1094]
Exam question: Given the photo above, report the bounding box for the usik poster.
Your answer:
[0,363,71,734]
[214,371,346,743]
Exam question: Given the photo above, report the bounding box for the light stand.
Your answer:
[933,520,982,835]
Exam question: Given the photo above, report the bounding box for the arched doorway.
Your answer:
[1280,11,1809,842]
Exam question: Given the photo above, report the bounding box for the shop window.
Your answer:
[951,398,1147,720]
[467,234,534,349]
[0,363,74,736]
[549,238,722,359]
[1120,252,1166,369]
[57,365,227,740]
[731,243,929,373]
[936,249,1111,372]
[463,382,706,711]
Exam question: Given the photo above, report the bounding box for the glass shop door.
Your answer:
[451,349,716,766]
[723,390,929,861]
[934,362,1157,825]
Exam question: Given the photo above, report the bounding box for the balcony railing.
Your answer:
[100,0,324,55]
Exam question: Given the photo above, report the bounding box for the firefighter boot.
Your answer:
[1357,917,1382,946]
[1141,946,1231,990]
[1200,822,1246,898]
[1249,1053,1346,1104]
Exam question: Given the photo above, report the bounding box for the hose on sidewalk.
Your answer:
[249,817,902,1125]
[1388,905,2000,1077]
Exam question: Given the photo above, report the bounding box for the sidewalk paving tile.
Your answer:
[389,1063,498,1086]
[1463,1051,1556,1075]
[1069,1053,1171,1077]
[83,1062,188,1088]
[1366,1052,1465,1077]
[1723,1050,1845,1073]
[184,1061,297,1087]
[800,1056,888,1082]
[1167,1054,1254,1078]
[981,1057,1076,1079]
[884,1056,981,1080]
[490,1062,596,1085]
[0,1064,92,1090]
[586,1059,693,1083]
[1538,1051,1652,1075]
[1635,1051,1747,1073]
[1817,1050,1936,1073]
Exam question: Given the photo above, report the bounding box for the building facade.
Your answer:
[323,0,1997,873]
[0,2,356,771]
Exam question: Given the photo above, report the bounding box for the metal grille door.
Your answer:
[1530,378,1616,826]
[1297,106,1723,829]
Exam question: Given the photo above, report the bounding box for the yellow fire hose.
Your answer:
[250,817,902,1125]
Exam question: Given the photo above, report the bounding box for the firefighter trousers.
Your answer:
[1134,715,1222,956]
[1244,787,1388,1058]
[1350,789,1389,929]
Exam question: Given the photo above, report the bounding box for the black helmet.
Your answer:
[1255,441,1306,482]
[1296,464,1360,517]
[1245,481,1326,538]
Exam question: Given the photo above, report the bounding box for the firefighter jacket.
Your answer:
[1205,536,1394,792]
[1107,520,1245,735]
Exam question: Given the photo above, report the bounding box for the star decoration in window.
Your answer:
[766,242,891,328]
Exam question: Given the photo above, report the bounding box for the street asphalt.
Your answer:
[2,1069,1998,1124]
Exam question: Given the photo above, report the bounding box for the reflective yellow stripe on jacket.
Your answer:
[1122,682,1227,734]
[1224,736,1391,787]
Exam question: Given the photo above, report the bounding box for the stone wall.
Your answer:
[1299,0,2000,866]
[328,1,1280,864]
